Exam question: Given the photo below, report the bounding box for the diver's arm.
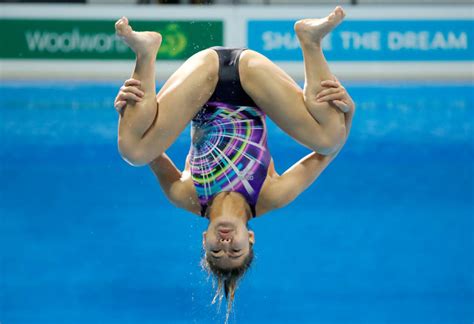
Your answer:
[256,151,337,215]
[149,154,201,215]
[256,80,354,215]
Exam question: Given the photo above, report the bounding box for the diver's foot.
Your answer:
[115,17,162,57]
[294,6,345,47]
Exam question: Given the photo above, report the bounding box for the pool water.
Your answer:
[1,81,473,324]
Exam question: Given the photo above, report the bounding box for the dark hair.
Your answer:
[201,245,254,321]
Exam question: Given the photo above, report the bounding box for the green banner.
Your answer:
[0,19,223,60]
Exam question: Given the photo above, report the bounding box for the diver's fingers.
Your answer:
[114,94,123,111]
[317,91,345,103]
[117,92,142,102]
[124,78,141,87]
[332,100,350,113]
[316,87,341,100]
[320,80,340,88]
[114,100,127,113]
[120,85,144,98]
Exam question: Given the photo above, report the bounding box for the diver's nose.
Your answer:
[219,237,231,244]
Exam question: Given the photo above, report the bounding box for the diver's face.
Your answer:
[203,220,255,269]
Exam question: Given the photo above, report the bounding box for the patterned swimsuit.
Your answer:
[189,47,271,217]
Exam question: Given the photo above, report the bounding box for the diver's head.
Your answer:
[202,192,255,270]
[201,192,255,309]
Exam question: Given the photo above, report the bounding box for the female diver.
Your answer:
[113,6,355,313]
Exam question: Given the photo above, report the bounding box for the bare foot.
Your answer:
[294,6,345,47]
[115,17,162,58]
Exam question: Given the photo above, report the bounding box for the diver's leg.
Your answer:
[115,17,161,141]
[115,17,218,165]
[240,7,346,155]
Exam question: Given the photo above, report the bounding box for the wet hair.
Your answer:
[201,245,254,321]
[202,192,254,320]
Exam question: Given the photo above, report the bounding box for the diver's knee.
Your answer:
[312,125,346,155]
[239,50,269,84]
[118,137,163,166]
[196,49,219,82]
[330,125,346,149]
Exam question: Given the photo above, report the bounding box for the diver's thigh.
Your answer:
[239,50,323,150]
[150,49,219,149]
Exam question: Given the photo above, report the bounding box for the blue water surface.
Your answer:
[1,81,473,324]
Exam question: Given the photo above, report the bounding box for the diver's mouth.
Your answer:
[216,224,234,238]
[216,221,235,230]
[218,227,233,234]
[218,229,232,239]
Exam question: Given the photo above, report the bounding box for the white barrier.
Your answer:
[1,4,473,81]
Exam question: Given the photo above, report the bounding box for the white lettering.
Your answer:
[388,32,403,50]
[387,30,468,51]
[46,32,59,52]
[25,30,45,51]
[404,31,418,49]
[431,32,447,49]
[418,31,429,50]
[339,31,352,50]
[338,31,381,50]
[95,34,112,53]
[447,32,467,49]
[262,31,299,51]
[78,34,97,52]
[24,29,120,54]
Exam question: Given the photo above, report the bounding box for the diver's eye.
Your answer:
[232,249,241,253]
[211,250,220,254]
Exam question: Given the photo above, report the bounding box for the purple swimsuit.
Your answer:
[188,47,271,217]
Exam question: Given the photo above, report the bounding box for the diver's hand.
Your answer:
[114,78,144,114]
[316,78,355,114]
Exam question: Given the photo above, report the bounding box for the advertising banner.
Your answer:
[0,19,223,60]
[248,20,474,61]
